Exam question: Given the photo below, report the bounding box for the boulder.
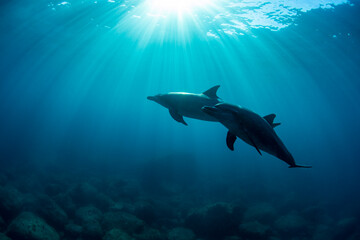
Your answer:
[268,237,281,240]
[70,183,114,210]
[312,224,334,240]
[82,221,103,239]
[168,227,196,240]
[0,186,24,221]
[103,228,134,240]
[348,232,360,240]
[76,206,103,239]
[34,194,68,229]
[0,215,5,232]
[109,202,125,212]
[132,200,157,224]
[243,203,277,224]
[135,227,166,240]
[0,174,7,186]
[274,213,308,236]
[76,205,102,223]
[102,211,144,233]
[239,221,270,239]
[7,212,60,240]
[0,233,11,240]
[185,202,239,239]
[53,193,76,217]
[223,237,242,240]
[335,217,358,239]
[64,223,83,238]
[104,179,138,201]
[44,183,64,197]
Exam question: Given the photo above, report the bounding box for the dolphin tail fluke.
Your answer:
[289,164,312,168]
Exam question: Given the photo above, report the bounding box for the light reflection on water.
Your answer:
[49,0,351,39]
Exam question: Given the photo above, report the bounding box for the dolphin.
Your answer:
[147,85,222,125]
[201,103,311,168]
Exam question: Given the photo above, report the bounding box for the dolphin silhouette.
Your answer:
[202,103,311,168]
[147,85,222,125]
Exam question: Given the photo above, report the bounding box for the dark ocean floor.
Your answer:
[0,158,359,240]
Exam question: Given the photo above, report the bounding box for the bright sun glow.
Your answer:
[148,0,212,14]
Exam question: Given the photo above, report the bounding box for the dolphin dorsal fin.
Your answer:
[202,85,220,99]
[263,114,281,128]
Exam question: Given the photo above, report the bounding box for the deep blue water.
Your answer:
[0,0,360,239]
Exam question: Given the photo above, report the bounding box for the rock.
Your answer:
[35,194,68,229]
[223,237,242,240]
[102,211,144,233]
[239,221,270,239]
[69,183,113,210]
[0,233,11,240]
[109,202,125,212]
[0,215,5,232]
[103,228,134,240]
[335,217,358,239]
[135,227,166,240]
[104,179,137,201]
[243,203,277,224]
[312,224,334,240]
[76,206,103,239]
[65,223,83,238]
[348,232,360,240]
[132,200,157,224]
[224,236,242,240]
[185,202,239,239]
[121,200,159,224]
[82,221,103,239]
[268,237,281,240]
[0,186,24,221]
[7,212,60,240]
[76,205,103,223]
[44,183,64,197]
[168,227,196,240]
[275,213,308,236]
[53,193,76,216]
[0,174,7,186]
[70,183,98,204]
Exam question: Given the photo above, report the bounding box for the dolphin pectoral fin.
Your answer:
[263,114,281,128]
[202,85,220,99]
[226,131,237,151]
[243,128,262,155]
[251,140,262,156]
[169,109,188,126]
[289,164,312,168]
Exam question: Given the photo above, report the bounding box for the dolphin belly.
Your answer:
[175,95,220,121]
[179,109,218,121]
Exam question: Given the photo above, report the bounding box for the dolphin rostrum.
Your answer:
[147,85,222,125]
[202,103,311,168]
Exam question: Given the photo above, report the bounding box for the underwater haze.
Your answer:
[0,0,360,239]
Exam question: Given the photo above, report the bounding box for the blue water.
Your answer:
[0,0,360,239]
